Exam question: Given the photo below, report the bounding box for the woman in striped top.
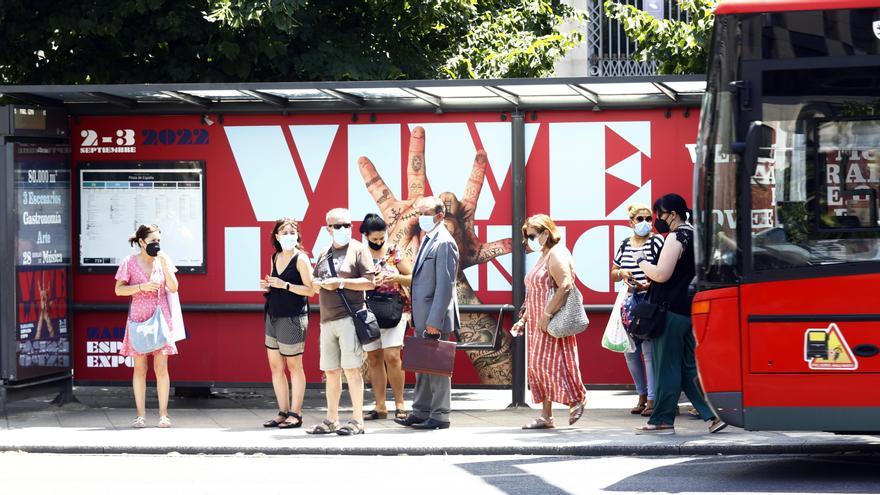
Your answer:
[511,214,587,429]
[611,203,664,417]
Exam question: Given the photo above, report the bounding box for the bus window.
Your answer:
[750,66,880,272]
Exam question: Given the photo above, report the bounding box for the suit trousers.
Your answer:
[412,331,452,422]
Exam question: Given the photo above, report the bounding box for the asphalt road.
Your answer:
[2,452,879,494]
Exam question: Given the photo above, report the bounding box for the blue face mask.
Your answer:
[418,215,438,233]
[633,221,652,237]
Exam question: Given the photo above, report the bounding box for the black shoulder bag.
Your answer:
[628,301,667,340]
[627,235,668,340]
[366,255,405,328]
[326,250,381,345]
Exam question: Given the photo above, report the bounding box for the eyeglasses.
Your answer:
[633,216,652,223]
[329,223,352,230]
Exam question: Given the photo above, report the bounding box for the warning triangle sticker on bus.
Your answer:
[804,323,858,370]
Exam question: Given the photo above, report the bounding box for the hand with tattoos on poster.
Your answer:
[357,126,514,384]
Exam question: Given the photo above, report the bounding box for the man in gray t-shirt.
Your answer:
[307,208,374,436]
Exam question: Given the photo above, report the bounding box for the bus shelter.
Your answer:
[0,76,705,406]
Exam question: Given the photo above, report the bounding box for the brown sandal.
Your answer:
[568,399,586,425]
[640,400,655,417]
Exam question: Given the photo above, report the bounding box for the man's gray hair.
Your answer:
[417,196,444,215]
[326,208,351,224]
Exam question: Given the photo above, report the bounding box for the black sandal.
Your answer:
[263,411,289,428]
[363,410,387,421]
[278,412,303,429]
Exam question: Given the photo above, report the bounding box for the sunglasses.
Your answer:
[633,216,652,223]
[329,223,352,230]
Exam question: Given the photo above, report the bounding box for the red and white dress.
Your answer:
[115,255,178,357]
[524,254,586,406]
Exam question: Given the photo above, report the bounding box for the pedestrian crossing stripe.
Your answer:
[804,323,858,371]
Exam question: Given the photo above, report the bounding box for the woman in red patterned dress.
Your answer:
[511,214,587,429]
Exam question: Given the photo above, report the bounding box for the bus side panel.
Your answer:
[740,275,880,431]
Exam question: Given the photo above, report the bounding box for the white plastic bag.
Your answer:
[166,290,188,343]
[601,284,635,353]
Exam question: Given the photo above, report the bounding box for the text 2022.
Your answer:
[142,129,209,145]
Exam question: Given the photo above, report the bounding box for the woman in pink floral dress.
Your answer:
[511,214,587,429]
[114,224,180,428]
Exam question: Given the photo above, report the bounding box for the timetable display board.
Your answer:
[78,161,206,273]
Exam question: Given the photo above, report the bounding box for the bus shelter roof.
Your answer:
[0,75,705,115]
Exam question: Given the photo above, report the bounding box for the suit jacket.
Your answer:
[411,224,461,335]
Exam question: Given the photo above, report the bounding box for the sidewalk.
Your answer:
[2,387,879,456]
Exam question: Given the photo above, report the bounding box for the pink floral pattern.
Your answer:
[115,255,178,357]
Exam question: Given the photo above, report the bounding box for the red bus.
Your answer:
[692,0,880,432]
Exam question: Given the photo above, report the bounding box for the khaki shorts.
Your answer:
[319,317,364,371]
[363,313,409,352]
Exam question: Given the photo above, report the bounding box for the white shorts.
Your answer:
[319,317,364,371]
[363,313,409,352]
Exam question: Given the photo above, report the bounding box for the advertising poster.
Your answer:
[13,144,72,380]
[70,111,699,386]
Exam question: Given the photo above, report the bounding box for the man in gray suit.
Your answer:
[395,196,460,430]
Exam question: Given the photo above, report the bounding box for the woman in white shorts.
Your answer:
[360,214,412,421]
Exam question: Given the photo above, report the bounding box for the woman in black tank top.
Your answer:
[631,194,726,435]
[259,218,316,429]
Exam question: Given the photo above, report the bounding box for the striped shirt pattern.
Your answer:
[613,235,665,285]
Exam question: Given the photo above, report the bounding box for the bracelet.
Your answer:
[137,284,141,292]
[544,311,554,319]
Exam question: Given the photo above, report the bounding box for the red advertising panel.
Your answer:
[70,109,699,386]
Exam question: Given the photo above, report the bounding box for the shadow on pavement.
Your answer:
[604,454,880,493]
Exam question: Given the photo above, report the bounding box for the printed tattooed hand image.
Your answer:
[357,126,513,384]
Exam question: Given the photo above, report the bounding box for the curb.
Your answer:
[4,442,880,456]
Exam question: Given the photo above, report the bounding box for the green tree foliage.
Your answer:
[603,0,714,75]
[0,0,584,83]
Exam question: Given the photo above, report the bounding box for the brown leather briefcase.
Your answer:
[402,335,456,377]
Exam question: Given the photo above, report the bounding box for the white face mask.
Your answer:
[418,215,438,233]
[332,227,352,246]
[278,234,298,251]
[527,233,545,252]
[633,221,652,237]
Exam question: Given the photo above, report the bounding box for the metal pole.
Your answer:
[509,111,528,408]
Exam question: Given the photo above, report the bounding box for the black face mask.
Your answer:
[654,215,671,234]
[144,242,161,257]
[367,240,385,251]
